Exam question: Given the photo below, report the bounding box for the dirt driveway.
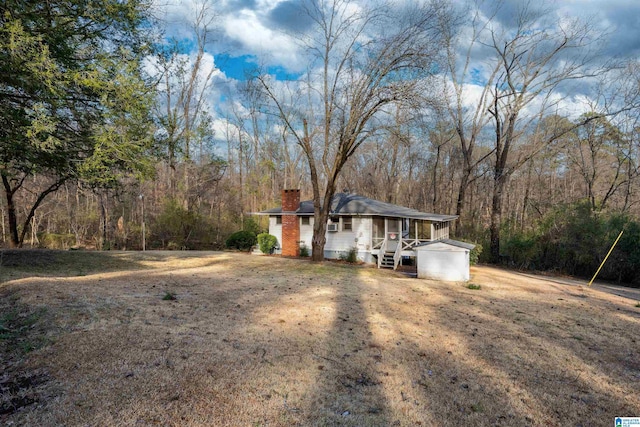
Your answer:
[1,251,639,426]
[474,265,640,302]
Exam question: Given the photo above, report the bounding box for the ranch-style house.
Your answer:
[258,189,473,278]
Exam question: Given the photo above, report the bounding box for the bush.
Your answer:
[154,198,208,250]
[340,247,358,263]
[225,230,257,251]
[299,243,310,257]
[243,216,262,235]
[38,233,76,249]
[257,233,278,254]
[502,234,537,269]
[497,201,640,286]
[466,241,482,266]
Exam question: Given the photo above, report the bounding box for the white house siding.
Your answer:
[299,217,314,250]
[268,215,376,262]
[324,217,373,262]
[415,242,470,281]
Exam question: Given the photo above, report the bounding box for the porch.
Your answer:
[370,217,449,270]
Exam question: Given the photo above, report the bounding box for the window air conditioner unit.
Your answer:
[327,223,338,232]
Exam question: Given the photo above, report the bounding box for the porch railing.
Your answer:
[372,237,385,250]
[373,237,431,252]
[376,238,387,268]
[402,237,431,250]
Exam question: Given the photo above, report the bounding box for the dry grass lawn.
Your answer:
[1,250,639,426]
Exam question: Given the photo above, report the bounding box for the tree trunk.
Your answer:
[2,176,20,248]
[454,167,471,237]
[1,206,5,243]
[311,208,328,262]
[432,144,441,212]
[100,193,108,250]
[520,161,533,232]
[238,130,244,230]
[489,171,508,263]
[168,148,176,196]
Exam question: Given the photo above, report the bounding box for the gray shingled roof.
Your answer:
[258,193,457,222]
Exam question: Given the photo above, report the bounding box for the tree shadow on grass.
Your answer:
[0,250,148,283]
[296,270,392,426]
[2,256,385,425]
[9,255,637,426]
[371,278,640,426]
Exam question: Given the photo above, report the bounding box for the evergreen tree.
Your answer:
[0,0,155,247]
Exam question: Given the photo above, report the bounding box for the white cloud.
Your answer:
[221,9,303,70]
[521,91,593,123]
[150,0,637,133]
[155,0,306,72]
[143,51,227,92]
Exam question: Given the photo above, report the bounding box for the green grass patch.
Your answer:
[470,403,484,413]
[162,291,177,301]
[0,304,50,355]
[466,283,481,290]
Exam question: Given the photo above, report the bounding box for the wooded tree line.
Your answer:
[2,0,640,282]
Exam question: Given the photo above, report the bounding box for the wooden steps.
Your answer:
[379,252,395,269]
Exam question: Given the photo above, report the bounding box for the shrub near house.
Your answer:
[257,233,278,254]
[225,230,256,251]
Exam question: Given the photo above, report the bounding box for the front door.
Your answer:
[386,219,401,252]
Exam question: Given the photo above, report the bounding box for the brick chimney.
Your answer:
[281,189,300,257]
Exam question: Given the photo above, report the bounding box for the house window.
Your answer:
[342,216,352,231]
[276,216,282,225]
[301,217,310,226]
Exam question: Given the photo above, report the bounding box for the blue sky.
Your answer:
[157,0,640,84]
[216,54,303,81]
[215,54,256,80]
[154,0,640,133]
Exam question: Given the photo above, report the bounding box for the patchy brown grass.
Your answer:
[1,251,639,426]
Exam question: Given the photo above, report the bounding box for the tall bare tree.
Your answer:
[442,1,499,235]
[567,113,630,211]
[153,0,219,199]
[448,1,599,261]
[481,1,604,261]
[259,0,449,261]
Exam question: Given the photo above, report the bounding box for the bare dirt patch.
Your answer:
[1,251,639,426]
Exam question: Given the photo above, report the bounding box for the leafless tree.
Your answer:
[153,0,219,199]
[479,1,605,261]
[259,0,450,261]
[441,0,499,235]
[566,114,629,211]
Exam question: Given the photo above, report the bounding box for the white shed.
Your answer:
[414,239,475,282]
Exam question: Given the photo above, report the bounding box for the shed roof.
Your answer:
[258,193,457,222]
[414,239,476,250]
